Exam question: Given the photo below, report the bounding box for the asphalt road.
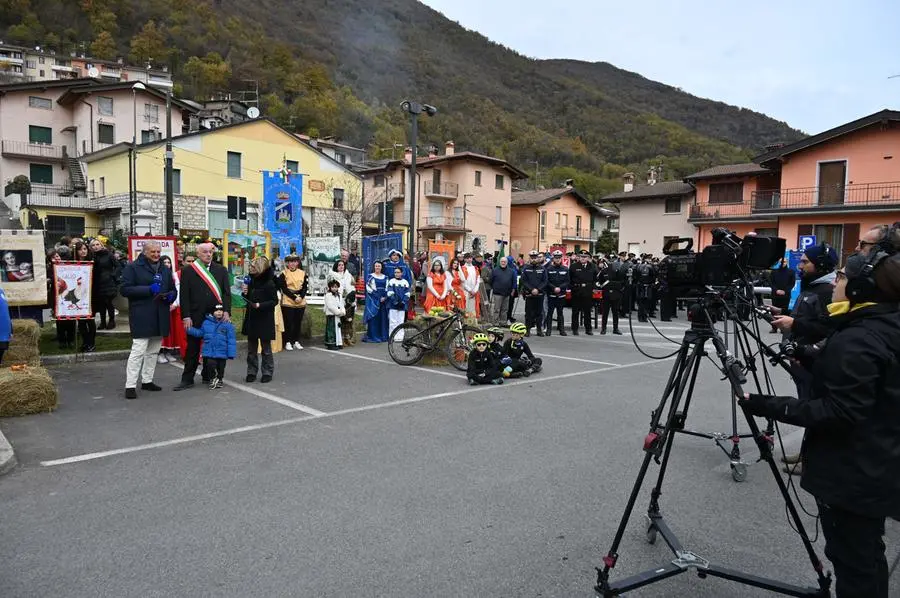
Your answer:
[1,309,897,597]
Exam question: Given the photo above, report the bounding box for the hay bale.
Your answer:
[0,365,58,417]
[3,319,41,367]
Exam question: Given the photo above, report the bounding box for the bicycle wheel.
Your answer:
[445,325,482,371]
[388,322,427,366]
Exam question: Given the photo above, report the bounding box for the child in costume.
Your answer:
[466,332,504,386]
[186,304,237,389]
[503,322,543,377]
[385,266,411,339]
[323,278,346,350]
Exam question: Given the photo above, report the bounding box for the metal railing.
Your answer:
[388,182,405,199]
[423,216,465,228]
[423,180,459,198]
[19,184,96,210]
[1,140,64,160]
[560,227,598,240]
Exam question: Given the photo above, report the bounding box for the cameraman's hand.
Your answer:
[771,315,794,331]
[740,393,773,417]
[775,290,786,296]
[768,305,783,315]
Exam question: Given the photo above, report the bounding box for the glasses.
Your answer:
[857,239,877,249]
[835,270,847,282]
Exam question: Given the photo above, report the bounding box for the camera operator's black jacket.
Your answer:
[790,272,835,345]
[750,303,900,517]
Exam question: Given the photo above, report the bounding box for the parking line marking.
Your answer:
[40,357,674,468]
[165,363,326,416]
[308,347,466,379]
[532,353,618,366]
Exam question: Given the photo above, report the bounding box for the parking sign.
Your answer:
[798,235,817,251]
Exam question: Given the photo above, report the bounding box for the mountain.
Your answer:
[0,0,805,197]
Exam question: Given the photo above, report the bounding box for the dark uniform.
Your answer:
[520,261,548,335]
[569,257,597,335]
[602,259,627,334]
[635,261,656,322]
[544,260,569,335]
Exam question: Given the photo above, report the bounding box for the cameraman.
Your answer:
[770,243,837,346]
[741,235,900,598]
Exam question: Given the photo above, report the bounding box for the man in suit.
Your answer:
[174,242,231,391]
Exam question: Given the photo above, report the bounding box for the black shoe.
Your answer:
[544,328,551,336]
[141,382,162,391]
[260,375,272,383]
[613,329,623,335]
[600,328,607,335]
[536,330,545,337]
[585,330,594,336]
[558,329,567,336]
[246,374,256,383]
[83,345,95,353]
[106,320,116,330]
[572,329,579,336]
[173,382,194,391]
[125,388,137,399]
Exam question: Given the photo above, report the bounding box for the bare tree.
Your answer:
[316,178,365,249]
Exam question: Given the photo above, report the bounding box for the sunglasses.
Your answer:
[835,270,847,281]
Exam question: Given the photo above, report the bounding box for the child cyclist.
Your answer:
[186,304,237,389]
[503,322,543,377]
[467,332,504,385]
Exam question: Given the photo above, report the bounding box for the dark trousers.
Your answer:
[282,306,305,344]
[660,293,676,321]
[602,298,621,331]
[507,293,517,322]
[524,295,543,331]
[94,296,116,326]
[571,295,592,333]
[620,286,632,315]
[637,285,651,322]
[182,334,206,383]
[57,319,96,348]
[818,502,888,598]
[203,357,227,380]
[247,336,274,378]
[544,296,565,331]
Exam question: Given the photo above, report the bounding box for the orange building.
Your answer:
[687,109,900,262]
[510,185,601,255]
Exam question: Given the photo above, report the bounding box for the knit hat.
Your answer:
[213,304,225,311]
[804,243,838,272]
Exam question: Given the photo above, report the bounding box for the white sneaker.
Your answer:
[157,353,168,364]
[284,342,294,351]
[294,342,303,350]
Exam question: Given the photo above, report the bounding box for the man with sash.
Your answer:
[174,242,231,391]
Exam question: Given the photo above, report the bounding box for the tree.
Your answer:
[90,30,117,60]
[6,175,31,210]
[595,229,618,255]
[316,178,364,249]
[129,20,168,66]
[182,52,231,99]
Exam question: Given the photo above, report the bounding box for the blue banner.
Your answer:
[362,233,403,277]
[786,249,804,310]
[263,170,303,257]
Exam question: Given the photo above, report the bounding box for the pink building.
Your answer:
[688,109,900,262]
[0,78,192,214]
[356,141,528,255]
[510,185,601,255]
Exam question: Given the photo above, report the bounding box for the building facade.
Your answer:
[510,185,599,255]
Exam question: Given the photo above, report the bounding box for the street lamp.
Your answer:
[463,193,473,251]
[130,82,146,234]
[399,100,437,255]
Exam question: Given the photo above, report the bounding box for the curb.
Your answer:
[0,427,16,476]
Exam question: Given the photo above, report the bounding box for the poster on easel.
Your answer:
[223,230,272,308]
[306,236,341,297]
[53,262,94,319]
[128,235,179,267]
[0,229,47,306]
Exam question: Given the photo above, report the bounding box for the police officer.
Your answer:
[635,256,656,322]
[544,250,569,336]
[569,250,597,335]
[520,250,548,336]
[601,253,627,334]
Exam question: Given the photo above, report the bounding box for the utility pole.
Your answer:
[463,193,474,252]
[164,89,174,235]
[400,101,437,255]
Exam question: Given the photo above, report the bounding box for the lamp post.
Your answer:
[130,82,146,235]
[463,193,473,252]
[399,100,437,255]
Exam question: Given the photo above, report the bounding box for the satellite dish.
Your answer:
[88,67,99,78]
[247,107,260,119]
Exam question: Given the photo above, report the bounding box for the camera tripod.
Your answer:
[596,299,831,597]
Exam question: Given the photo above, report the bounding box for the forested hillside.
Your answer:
[0,0,805,198]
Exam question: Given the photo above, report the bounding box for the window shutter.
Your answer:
[841,223,859,263]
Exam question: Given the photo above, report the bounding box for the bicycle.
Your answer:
[388,307,482,370]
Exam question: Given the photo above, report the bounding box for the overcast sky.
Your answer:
[421,0,899,135]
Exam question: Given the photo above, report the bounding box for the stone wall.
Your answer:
[95,192,208,230]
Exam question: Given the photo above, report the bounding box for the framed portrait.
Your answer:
[223,230,272,308]
[0,229,47,306]
[53,262,94,319]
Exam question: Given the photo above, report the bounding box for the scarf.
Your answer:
[826,300,878,317]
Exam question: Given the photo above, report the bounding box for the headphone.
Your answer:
[809,242,836,272]
[845,223,900,302]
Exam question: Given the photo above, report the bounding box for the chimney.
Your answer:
[623,172,635,193]
[647,166,658,186]
[764,142,785,152]
[445,140,455,156]
[404,146,413,162]
[427,145,437,158]
[564,178,574,189]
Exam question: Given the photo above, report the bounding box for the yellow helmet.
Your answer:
[472,332,490,344]
[509,322,527,334]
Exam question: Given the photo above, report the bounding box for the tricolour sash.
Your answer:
[191,261,223,304]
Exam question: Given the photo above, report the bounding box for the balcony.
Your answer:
[51,64,78,73]
[0,55,24,65]
[17,184,96,210]
[388,181,405,199]
[560,227,598,241]
[100,69,121,79]
[1,140,65,161]
[689,201,759,222]
[424,180,458,199]
[420,216,467,231]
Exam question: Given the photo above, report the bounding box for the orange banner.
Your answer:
[428,240,455,269]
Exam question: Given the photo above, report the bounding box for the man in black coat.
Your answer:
[769,258,796,332]
[568,250,596,335]
[119,241,176,399]
[543,250,569,336]
[519,250,547,336]
[601,256,627,334]
[175,242,231,391]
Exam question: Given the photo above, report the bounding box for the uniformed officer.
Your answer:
[569,249,597,335]
[602,254,627,334]
[635,257,657,322]
[520,250,548,336]
[544,249,569,336]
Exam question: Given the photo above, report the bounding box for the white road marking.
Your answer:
[166,363,326,416]
[532,352,618,366]
[308,347,466,378]
[40,358,674,467]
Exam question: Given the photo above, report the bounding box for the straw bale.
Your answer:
[0,365,58,417]
[3,319,41,367]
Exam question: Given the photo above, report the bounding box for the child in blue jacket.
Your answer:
[187,304,237,389]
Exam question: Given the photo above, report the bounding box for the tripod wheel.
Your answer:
[731,462,747,482]
[646,524,658,545]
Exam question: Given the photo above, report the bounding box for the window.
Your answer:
[207,202,259,237]
[335,152,346,164]
[144,104,159,123]
[89,179,95,195]
[38,56,45,64]
[98,123,114,144]
[813,224,843,256]
[39,70,44,77]
[374,174,385,188]
[708,182,744,204]
[25,60,36,69]
[98,96,113,116]
[562,213,568,229]
[575,215,582,232]
[495,206,503,224]
[173,213,182,233]
[432,169,441,187]
[226,151,242,178]
[286,160,299,174]
[172,169,181,194]
[141,130,156,143]
[475,170,482,186]
[45,215,84,237]
[554,212,560,228]
[609,217,619,230]
[29,163,53,184]
[99,177,105,196]
[333,188,345,209]
[333,225,344,238]
[453,206,463,220]
[664,196,681,214]
[28,125,52,144]
[754,227,778,237]
[495,174,504,190]
[540,210,546,241]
